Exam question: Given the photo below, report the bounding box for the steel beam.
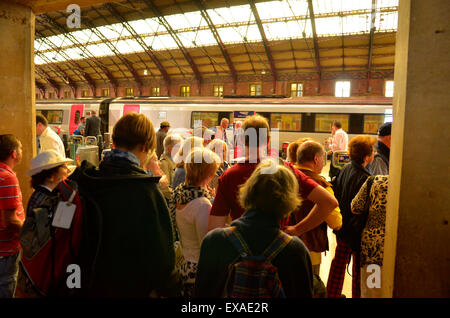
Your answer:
[103,3,171,95]
[143,0,202,94]
[195,0,237,93]
[307,0,322,93]
[86,7,144,95]
[367,0,378,91]
[248,0,277,93]
[38,14,119,94]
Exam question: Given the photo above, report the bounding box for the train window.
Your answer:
[48,92,55,99]
[191,112,218,129]
[64,91,71,99]
[152,87,160,97]
[213,85,223,97]
[102,88,110,97]
[125,88,133,97]
[290,83,303,97]
[364,115,385,134]
[37,110,63,125]
[250,84,262,96]
[315,114,349,132]
[81,89,89,97]
[180,86,191,97]
[270,113,302,131]
[385,80,394,97]
[335,81,351,97]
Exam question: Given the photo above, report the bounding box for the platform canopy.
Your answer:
[29,0,399,90]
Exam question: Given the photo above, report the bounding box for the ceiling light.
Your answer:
[144,69,148,75]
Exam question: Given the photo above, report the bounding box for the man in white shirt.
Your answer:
[36,114,66,158]
[325,121,348,180]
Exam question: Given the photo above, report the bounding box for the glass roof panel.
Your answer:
[192,29,217,46]
[376,11,398,31]
[208,5,253,25]
[34,0,398,66]
[34,55,45,65]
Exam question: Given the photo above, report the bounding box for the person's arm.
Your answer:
[284,185,338,236]
[84,119,90,137]
[0,209,23,236]
[351,178,369,215]
[324,186,342,230]
[206,176,229,232]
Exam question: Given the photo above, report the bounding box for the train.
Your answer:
[35,96,393,154]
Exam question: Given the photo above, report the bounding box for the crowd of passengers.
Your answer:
[0,112,391,298]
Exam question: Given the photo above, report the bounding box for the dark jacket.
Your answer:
[70,158,176,297]
[333,161,371,244]
[84,115,101,137]
[195,209,313,298]
[290,168,330,252]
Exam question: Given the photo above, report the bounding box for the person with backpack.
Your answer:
[326,135,376,298]
[351,175,389,298]
[16,150,73,297]
[195,160,313,298]
[70,112,178,297]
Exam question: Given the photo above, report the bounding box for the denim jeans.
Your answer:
[0,252,20,298]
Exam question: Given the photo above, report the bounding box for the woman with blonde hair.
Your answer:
[206,138,230,191]
[169,148,220,296]
[195,160,314,298]
[171,136,204,189]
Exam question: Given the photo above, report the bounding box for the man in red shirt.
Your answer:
[0,134,25,298]
[207,115,338,232]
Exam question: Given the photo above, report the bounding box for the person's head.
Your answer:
[142,151,161,174]
[112,113,156,166]
[348,135,377,166]
[331,121,342,134]
[185,148,220,187]
[287,138,312,163]
[163,134,183,158]
[160,121,171,132]
[378,122,392,148]
[174,136,204,165]
[220,118,229,129]
[0,134,22,167]
[206,139,228,163]
[238,160,301,220]
[90,110,96,117]
[242,115,270,157]
[80,116,86,124]
[36,114,48,136]
[297,141,326,174]
[27,150,73,190]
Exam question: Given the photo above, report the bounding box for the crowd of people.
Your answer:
[0,112,392,298]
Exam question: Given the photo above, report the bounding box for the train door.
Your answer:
[123,104,140,115]
[69,104,84,135]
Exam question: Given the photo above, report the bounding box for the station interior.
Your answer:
[0,0,449,298]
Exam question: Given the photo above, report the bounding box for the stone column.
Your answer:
[0,2,35,203]
[381,0,450,297]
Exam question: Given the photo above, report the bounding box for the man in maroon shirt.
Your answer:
[207,115,338,233]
